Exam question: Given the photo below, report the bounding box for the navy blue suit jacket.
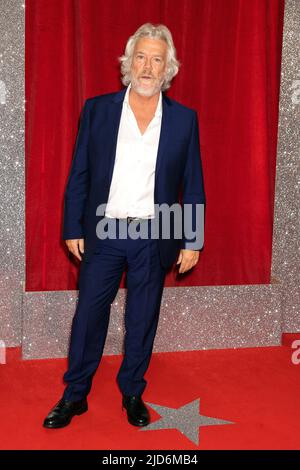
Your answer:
[62,87,206,269]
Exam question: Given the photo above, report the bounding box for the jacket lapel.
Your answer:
[154,94,172,188]
[106,88,127,189]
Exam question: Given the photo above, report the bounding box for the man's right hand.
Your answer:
[65,239,84,261]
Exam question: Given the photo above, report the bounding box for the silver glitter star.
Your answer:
[140,399,234,445]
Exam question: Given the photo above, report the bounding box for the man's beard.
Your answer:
[130,73,165,97]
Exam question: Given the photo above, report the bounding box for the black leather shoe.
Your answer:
[122,395,150,427]
[43,397,88,429]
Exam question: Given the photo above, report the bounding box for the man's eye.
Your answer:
[154,58,162,62]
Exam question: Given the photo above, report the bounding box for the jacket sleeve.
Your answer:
[181,110,206,250]
[62,98,91,240]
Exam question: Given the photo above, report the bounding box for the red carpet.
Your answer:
[0,346,299,450]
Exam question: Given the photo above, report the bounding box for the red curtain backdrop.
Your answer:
[25,0,284,291]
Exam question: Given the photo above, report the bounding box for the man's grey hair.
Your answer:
[119,23,180,91]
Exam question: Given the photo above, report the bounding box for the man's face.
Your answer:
[130,37,168,97]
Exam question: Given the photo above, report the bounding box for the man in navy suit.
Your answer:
[44,23,205,429]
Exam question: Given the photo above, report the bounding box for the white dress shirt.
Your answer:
[105,83,162,219]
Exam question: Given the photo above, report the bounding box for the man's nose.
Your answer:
[144,57,152,69]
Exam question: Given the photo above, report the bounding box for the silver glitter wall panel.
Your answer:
[0,1,24,346]
[0,0,292,358]
[22,285,281,359]
[21,1,294,359]
[271,0,300,331]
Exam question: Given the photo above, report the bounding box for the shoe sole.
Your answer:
[43,404,88,429]
[128,416,150,427]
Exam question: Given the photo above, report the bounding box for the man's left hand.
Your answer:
[176,249,200,274]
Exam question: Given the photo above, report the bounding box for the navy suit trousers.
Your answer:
[62,219,167,401]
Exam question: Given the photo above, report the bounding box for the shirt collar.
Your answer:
[124,83,162,118]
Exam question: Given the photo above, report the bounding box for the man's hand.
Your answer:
[65,239,84,261]
[176,249,200,274]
